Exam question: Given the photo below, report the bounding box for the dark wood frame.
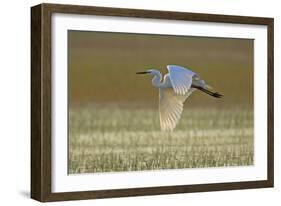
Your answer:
[31,3,274,202]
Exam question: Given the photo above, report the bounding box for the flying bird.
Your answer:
[136,65,223,132]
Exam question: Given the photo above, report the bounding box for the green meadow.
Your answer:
[68,31,254,174]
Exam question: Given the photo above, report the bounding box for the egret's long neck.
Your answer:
[151,71,162,88]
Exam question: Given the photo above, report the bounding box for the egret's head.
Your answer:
[136,69,159,76]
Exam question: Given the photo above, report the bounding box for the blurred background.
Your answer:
[68,31,253,109]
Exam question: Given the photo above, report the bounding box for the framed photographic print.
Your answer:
[31,3,274,202]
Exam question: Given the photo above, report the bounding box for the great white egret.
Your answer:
[136,65,223,131]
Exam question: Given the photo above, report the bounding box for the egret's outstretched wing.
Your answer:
[167,65,197,95]
[159,87,195,131]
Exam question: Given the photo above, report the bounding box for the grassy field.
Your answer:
[68,105,253,174]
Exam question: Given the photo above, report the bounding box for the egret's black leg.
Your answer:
[192,85,223,98]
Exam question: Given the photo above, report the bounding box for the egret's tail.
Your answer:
[193,86,223,98]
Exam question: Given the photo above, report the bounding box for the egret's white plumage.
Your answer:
[167,65,196,95]
[159,87,195,131]
[136,65,222,131]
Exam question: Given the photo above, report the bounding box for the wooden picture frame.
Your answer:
[31,3,274,202]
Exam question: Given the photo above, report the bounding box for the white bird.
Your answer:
[136,65,223,132]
